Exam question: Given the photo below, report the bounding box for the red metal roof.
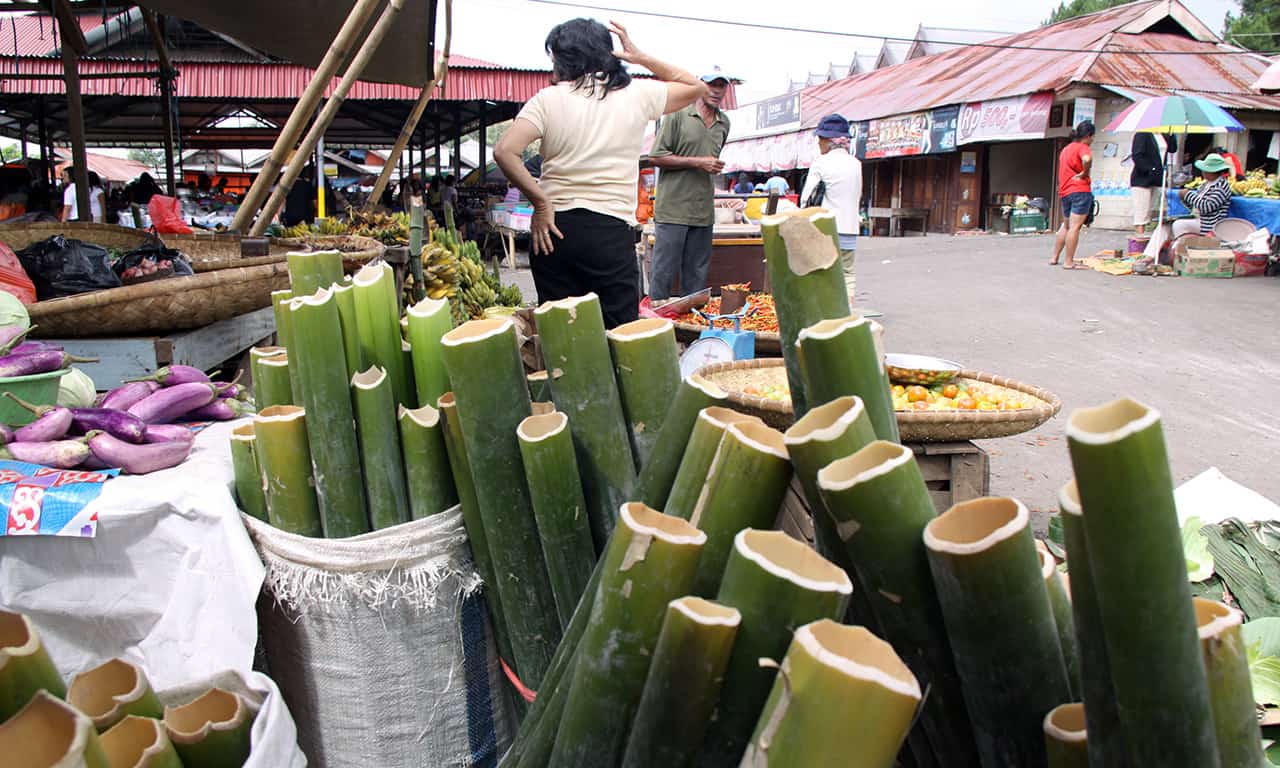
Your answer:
[52,148,151,183]
[0,12,103,57]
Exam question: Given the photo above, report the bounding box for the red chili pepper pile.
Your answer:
[675,292,779,333]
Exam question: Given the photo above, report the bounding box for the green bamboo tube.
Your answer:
[761,208,850,416]
[605,318,680,470]
[699,529,853,766]
[1043,703,1089,768]
[530,401,555,416]
[0,610,66,722]
[253,405,322,537]
[741,620,922,768]
[1066,399,1219,766]
[270,289,304,405]
[1039,542,1082,699]
[406,296,454,410]
[527,370,551,403]
[688,420,793,597]
[635,375,728,509]
[796,315,898,441]
[352,367,410,530]
[101,715,183,768]
[923,497,1072,767]
[398,404,457,519]
[249,346,289,408]
[162,688,253,768]
[0,691,108,768]
[663,406,763,520]
[353,261,411,407]
[286,249,343,295]
[550,503,706,767]
[440,318,560,686]
[409,205,427,302]
[1057,481,1128,768]
[1194,598,1266,768]
[68,658,163,732]
[402,339,416,400]
[290,289,369,538]
[517,411,595,629]
[534,294,637,551]
[817,441,981,767]
[229,424,267,521]
[621,597,740,768]
[331,282,365,380]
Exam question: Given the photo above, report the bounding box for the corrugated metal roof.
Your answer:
[0,12,103,57]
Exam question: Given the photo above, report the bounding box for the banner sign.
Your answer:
[853,104,960,160]
[726,93,803,142]
[0,460,118,537]
[957,91,1054,145]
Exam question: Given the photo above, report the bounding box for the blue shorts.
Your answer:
[1061,191,1094,217]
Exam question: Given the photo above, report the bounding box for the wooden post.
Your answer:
[478,102,487,182]
[37,97,50,187]
[451,105,462,178]
[230,0,382,233]
[250,0,407,235]
[144,10,177,196]
[18,124,27,161]
[433,113,443,176]
[56,0,90,221]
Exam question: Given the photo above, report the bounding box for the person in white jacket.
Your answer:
[800,114,862,302]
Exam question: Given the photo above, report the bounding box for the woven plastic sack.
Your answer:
[243,508,511,768]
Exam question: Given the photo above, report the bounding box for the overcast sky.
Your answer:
[450,0,1237,104]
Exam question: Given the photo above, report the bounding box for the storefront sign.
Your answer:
[956,92,1054,145]
[757,93,801,130]
[1073,97,1096,128]
[853,105,960,160]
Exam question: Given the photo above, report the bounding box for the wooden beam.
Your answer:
[143,10,176,195]
[49,0,88,57]
[57,9,89,221]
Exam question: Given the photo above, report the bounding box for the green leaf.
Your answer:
[1246,619,1280,708]
[1183,516,1215,582]
[1246,618,1280,658]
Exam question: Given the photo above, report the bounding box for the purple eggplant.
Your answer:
[0,424,12,445]
[126,382,218,424]
[69,408,147,444]
[98,381,161,411]
[9,341,63,356]
[0,325,32,355]
[0,350,97,378]
[143,423,195,444]
[3,393,73,442]
[215,383,246,399]
[185,398,254,421]
[0,439,90,469]
[128,365,210,387]
[87,431,191,474]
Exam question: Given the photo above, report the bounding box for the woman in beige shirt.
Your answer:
[494,19,705,327]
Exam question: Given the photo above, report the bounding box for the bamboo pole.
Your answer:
[0,610,66,722]
[250,347,291,409]
[353,262,411,407]
[796,315,898,442]
[634,375,728,509]
[229,423,267,521]
[270,290,305,405]
[606,318,681,470]
[0,691,107,767]
[102,716,183,768]
[1039,542,1082,699]
[67,658,163,732]
[286,250,343,296]
[162,689,252,768]
[351,367,410,530]
[662,406,762,520]
[1043,704,1089,768]
[1194,598,1266,768]
[332,283,365,381]
[253,405,321,537]
[398,404,457,519]
[406,296,454,409]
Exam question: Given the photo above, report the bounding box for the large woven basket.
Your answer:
[697,358,1062,442]
[0,222,151,252]
[27,261,289,337]
[161,232,294,272]
[673,320,783,355]
[273,234,386,271]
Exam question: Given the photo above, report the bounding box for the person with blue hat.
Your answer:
[799,113,862,302]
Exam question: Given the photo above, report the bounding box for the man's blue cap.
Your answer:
[815,114,850,138]
[701,70,733,84]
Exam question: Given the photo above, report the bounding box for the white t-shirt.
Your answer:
[800,148,862,236]
[517,79,668,225]
[62,183,104,222]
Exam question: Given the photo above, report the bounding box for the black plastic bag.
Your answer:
[16,235,122,300]
[112,240,194,279]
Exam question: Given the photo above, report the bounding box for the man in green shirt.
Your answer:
[646,72,731,300]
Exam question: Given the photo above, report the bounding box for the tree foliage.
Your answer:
[126,148,164,169]
[1223,0,1280,52]
[1044,0,1131,25]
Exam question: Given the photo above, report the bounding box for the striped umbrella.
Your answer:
[1104,95,1244,134]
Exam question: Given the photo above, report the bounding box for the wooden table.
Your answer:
[868,207,931,237]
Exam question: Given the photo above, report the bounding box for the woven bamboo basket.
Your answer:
[0,222,151,252]
[272,234,386,271]
[161,232,294,272]
[27,261,289,337]
[673,320,783,355]
[696,358,1062,442]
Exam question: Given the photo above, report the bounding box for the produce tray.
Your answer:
[272,234,386,272]
[0,221,151,252]
[696,357,1062,442]
[159,232,294,272]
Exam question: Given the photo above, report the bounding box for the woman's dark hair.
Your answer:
[545,18,630,97]
[87,171,103,188]
[1071,120,1096,141]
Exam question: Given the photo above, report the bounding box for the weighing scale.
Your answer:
[677,301,757,377]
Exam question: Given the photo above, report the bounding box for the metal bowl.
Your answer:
[884,353,963,386]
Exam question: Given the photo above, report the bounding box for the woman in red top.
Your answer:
[1050,120,1095,269]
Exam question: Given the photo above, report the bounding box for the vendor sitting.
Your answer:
[1175,154,1233,237]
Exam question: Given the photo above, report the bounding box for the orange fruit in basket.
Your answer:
[907,386,929,403]
[942,384,959,399]
[956,397,978,410]
[911,401,931,411]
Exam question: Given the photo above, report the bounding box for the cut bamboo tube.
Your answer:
[529,401,555,415]
[270,290,304,405]
[700,529,853,766]
[526,370,551,403]
[0,609,66,722]
[229,423,267,521]
[441,318,559,686]
[635,375,728,509]
[663,406,762,520]
[101,715,183,768]
[761,208,850,416]
[1039,542,1082,699]
[68,658,162,732]
[1194,598,1266,768]
[353,262,411,407]
[402,338,415,400]
[606,317,680,470]
[924,497,1072,767]
[1043,703,1088,768]
[1066,399,1219,767]
[253,405,322,537]
[398,404,457,519]
[163,688,252,768]
[406,296,454,410]
[742,620,921,768]
[352,367,410,530]
[534,294,637,551]
[286,249,343,296]
[517,411,595,629]
[250,349,291,409]
[331,282,365,380]
[621,597,740,768]
[550,504,706,767]
[796,315,898,441]
[818,441,981,767]
[0,690,108,768]
[290,289,369,538]
[688,421,793,597]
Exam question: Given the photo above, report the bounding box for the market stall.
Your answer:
[1165,188,1280,234]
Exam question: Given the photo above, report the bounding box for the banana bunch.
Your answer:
[316,217,349,236]
[348,209,409,245]
[498,283,523,307]
[279,222,311,239]
[420,240,461,300]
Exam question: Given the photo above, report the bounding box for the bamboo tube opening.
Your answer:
[798,619,923,700]
[687,374,727,399]
[1043,703,1087,742]
[249,346,285,360]
[727,421,788,460]
[1193,598,1242,639]
[620,502,706,546]
[101,716,167,767]
[437,392,456,409]
[351,366,387,389]
[1036,542,1059,582]
[737,529,854,594]
[399,404,441,429]
[0,609,36,652]
[527,370,549,383]
[1067,398,1160,445]
[67,658,144,721]
[816,440,911,492]
[293,286,334,307]
[351,260,391,288]
[533,292,598,317]
[402,339,412,353]
[798,315,867,343]
[518,411,568,442]
[231,423,256,441]
[163,689,244,741]
[406,296,449,318]
[784,395,865,445]
[1058,480,1081,516]
[671,596,742,627]
[606,317,671,341]
[530,401,556,415]
[256,405,305,422]
[259,354,289,368]
[441,318,512,347]
[0,692,83,766]
[699,406,761,431]
[924,497,1029,555]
